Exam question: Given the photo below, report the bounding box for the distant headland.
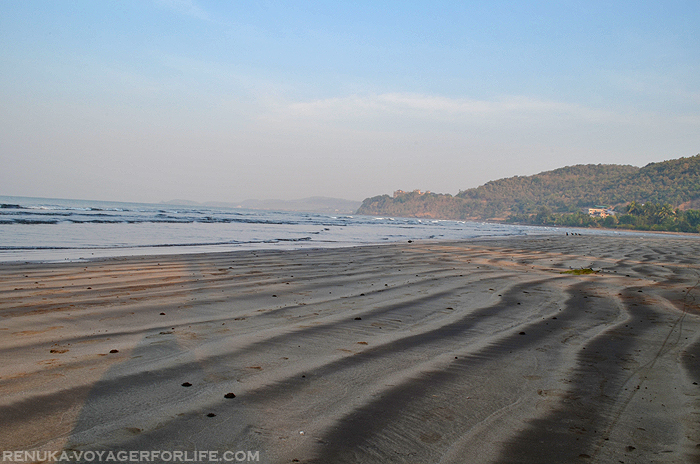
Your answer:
[357,154,700,233]
[162,196,362,215]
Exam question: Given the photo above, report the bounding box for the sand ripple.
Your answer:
[1,235,699,463]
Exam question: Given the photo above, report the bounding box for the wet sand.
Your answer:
[1,235,700,463]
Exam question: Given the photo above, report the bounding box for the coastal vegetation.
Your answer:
[356,154,700,233]
[507,202,700,233]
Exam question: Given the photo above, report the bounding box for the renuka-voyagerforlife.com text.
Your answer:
[2,450,260,463]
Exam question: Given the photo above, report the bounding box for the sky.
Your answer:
[1,1,699,203]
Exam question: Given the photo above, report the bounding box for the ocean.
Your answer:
[0,195,620,263]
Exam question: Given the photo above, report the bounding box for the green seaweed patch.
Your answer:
[561,268,598,275]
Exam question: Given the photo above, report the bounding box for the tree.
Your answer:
[627,201,642,215]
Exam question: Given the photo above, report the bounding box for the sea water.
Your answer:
[0,195,622,262]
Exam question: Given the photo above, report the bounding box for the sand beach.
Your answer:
[1,234,699,463]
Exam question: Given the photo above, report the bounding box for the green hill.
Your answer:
[357,154,700,220]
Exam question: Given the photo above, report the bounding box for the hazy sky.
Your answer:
[2,1,699,203]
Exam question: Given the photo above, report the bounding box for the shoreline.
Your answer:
[3,224,698,266]
[1,235,699,463]
[490,218,700,237]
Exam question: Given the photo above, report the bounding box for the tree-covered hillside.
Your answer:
[356,154,700,220]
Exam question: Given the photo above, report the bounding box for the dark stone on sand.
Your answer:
[160,312,165,315]
[207,413,216,417]
[626,445,636,451]
[224,393,236,399]
[181,382,192,387]
[407,240,413,243]
[109,349,119,353]
[519,332,526,335]
[355,317,362,320]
